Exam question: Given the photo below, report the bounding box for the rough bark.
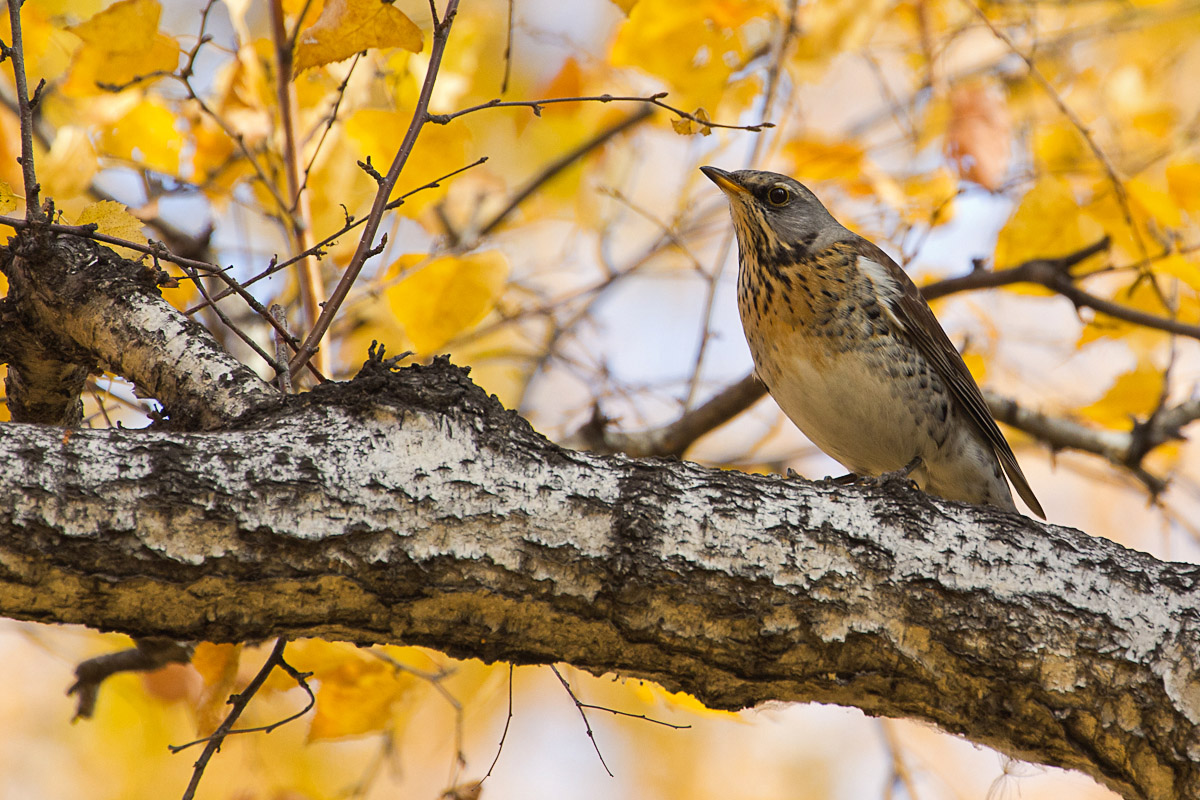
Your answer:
[1,356,1197,800]
[0,231,277,429]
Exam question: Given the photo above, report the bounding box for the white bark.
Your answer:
[0,357,1196,800]
[1,233,276,429]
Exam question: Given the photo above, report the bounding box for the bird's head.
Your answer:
[700,166,845,258]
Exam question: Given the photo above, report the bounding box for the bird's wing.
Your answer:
[850,238,1046,519]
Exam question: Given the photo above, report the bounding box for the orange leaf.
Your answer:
[944,82,1010,192]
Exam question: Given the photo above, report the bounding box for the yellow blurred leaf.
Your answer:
[1077,278,1200,350]
[294,0,423,74]
[1126,177,1181,229]
[901,169,958,225]
[75,200,147,259]
[671,108,713,136]
[944,82,1010,192]
[100,98,183,175]
[994,177,1103,290]
[1166,160,1200,215]
[785,137,866,184]
[610,0,638,13]
[40,127,98,203]
[386,251,510,353]
[792,0,890,66]
[0,181,18,214]
[1078,360,1163,428]
[308,652,415,741]
[631,681,739,720]
[1032,122,1088,173]
[961,351,987,385]
[344,107,471,219]
[610,0,772,110]
[192,643,243,735]
[63,0,179,96]
[1154,253,1200,291]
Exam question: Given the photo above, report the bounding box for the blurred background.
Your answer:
[3,0,1200,797]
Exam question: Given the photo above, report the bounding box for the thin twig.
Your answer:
[501,0,514,94]
[549,665,613,777]
[174,639,315,800]
[289,0,463,378]
[270,0,327,375]
[477,106,653,237]
[961,0,1154,274]
[4,0,42,218]
[427,92,772,132]
[483,664,514,780]
[0,214,327,382]
[186,158,487,314]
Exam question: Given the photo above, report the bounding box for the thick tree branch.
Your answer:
[0,231,276,429]
[0,357,1196,800]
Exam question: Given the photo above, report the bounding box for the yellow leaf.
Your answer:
[40,126,98,203]
[294,0,423,74]
[631,681,739,720]
[791,0,891,66]
[1078,360,1163,429]
[308,653,415,741]
[610,0,638,13]
[1126,177,1181,229]
[0,181,18,214]
[63,0,179,96]
[100,98,183,174]
[386,251,510,353]
[610,0,772,110]
[1032,122,1088,173]
[344,107,473,220]
[192,643,242,736]
[670,116,696,135]
[1166,160,1200,215]
[993,177,1103,289]
[1077,278,1200,350]
[1154,253,1200,291]
[75,200,146,259]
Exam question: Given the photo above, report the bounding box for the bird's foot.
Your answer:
[863,457,924,493]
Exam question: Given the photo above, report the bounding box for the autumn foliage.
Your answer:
[2,0,1200,798]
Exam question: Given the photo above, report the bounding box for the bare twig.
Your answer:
[289,0,463,378]
[185,158,487,315]
[0,214,327,382]
[68,638,194,720]
[4,0,42,218]
[427,92,773,132]
[270,0,327,375]
[483,664,514,780]
[477,106,653,237]
[173,639,315,800]
[549,665,613,777]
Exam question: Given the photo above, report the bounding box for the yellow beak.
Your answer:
[700,166,749,199]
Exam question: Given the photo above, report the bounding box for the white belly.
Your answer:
[757,344,930,477]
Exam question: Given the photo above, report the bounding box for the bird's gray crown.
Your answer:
[702,166,850,253]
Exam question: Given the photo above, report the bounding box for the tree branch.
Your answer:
[0,356,1195,800]
[0,232,276,429]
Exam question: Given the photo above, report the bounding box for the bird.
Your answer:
[701,166,1044,518]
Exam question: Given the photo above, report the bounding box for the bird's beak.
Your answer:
[700,166,749,199]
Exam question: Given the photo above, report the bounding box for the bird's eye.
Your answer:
[767,186,791,206]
